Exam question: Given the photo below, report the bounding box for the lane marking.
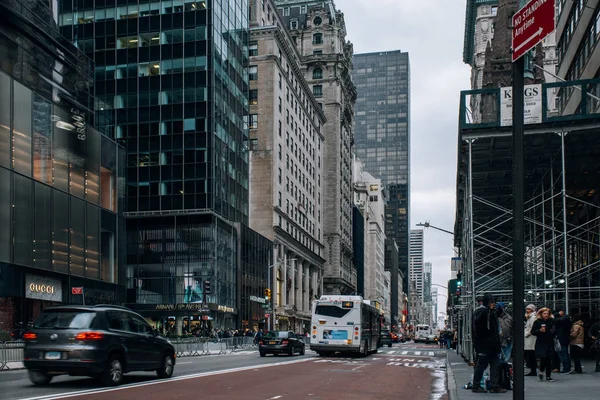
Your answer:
[177,362,193,364]
[268,396,283,399]
[17,358,317,400]
[401,351,408,355]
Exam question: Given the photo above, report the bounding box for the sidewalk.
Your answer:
[0,362,24,371]
[446,349,600,399]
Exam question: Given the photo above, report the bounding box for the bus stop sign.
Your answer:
[511,0,555,62]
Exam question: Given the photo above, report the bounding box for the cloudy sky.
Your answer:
[341,0,471,313]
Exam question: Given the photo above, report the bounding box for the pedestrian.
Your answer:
[588,320,600,372]
[531,307,555,381]
[524,304,538,376]
[569,314,584,374]
[471,293,507,393]
[497,302,513,362]
[554,309,572,373]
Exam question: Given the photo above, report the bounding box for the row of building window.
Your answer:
[59,1,207,26]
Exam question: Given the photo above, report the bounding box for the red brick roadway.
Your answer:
[70,355,446,400]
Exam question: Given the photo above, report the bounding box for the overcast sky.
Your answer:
[341,0,471,314]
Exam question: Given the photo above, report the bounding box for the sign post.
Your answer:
[511,1,554,400]
[71,287,85,305]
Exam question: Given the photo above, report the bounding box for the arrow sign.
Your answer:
[512,0,555,62]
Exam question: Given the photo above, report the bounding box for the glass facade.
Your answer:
[0,0,125,331]
[59,0,250,327]
[352,51,410,294]
[239,224,272,331]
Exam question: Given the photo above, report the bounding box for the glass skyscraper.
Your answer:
[58,0,250,330]
[352,50,410,294]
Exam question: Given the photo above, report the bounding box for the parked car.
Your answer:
[259,331,305,356]
[380,330,393,347]
[23,305,175,386]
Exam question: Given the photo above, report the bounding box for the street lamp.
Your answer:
[267,258,296,331]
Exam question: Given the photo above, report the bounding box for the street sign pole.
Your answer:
[512,42,525,400]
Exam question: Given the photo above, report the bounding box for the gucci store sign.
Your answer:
[25,275,63,302]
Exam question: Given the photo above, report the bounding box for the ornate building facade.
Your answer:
[276,0,357,295]
[248,0,327,332]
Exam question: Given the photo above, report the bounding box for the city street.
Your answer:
[0,342,447,400]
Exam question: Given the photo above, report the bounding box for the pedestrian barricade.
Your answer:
[0,341,24,371]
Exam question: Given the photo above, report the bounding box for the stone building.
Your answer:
[276,0,357,295]
[248,0,327,332]
[353,158,388,313]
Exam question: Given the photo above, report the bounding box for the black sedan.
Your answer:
[380,330,393,347]
[259,331,305,357]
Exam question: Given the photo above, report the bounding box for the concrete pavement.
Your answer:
[446,349,600,399]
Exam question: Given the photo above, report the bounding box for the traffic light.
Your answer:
[264,288,271,300]
[203,280,211,294]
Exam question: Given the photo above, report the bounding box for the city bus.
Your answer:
[309,295,382,357]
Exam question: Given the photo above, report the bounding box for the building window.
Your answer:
[278,144,282,160]
[300,5,307,14]
[249,42,258,56]
[278,97,282,112]
[249,138,258,150]
[491,6,498,16]
[290,19,298,29]
[249,89,258,105]
[249,114,258,129]
[313,85,323,97]
[313,33,323,44]
[313,68,323,79]
[278,192,282,207]
[278,121,282,136]
[283,7,290,16]
[249,65,258,80]
[313,50,322,55]
[278,168,282,184]
[313,16,322,26]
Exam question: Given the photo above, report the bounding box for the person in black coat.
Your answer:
[471,294,506,393]
[531,307,555,381]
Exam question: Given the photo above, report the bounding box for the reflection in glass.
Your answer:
[0,169,10,263]
[53,191,69,273]
[53,106,70,191]
[70,197,85,276]
[14,175,33,266]
[13,82,32,176]
[86,204,100,279]
[86,128,100,204]
[34,182,52,270]
[33,94,53,184]
[0,71,10,168]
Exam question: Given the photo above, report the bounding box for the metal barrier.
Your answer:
[0,341,24,371]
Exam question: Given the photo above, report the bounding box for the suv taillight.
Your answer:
[281,340,289,345]
[75,332,104,340]
[23,332,37,340]
[259,340,264,345]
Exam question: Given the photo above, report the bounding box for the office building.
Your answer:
[352,51,410,296]
[247,0,326,332]
[0,0,125,330]
[409,229,424,300]
[58,0,250,331]
[353,158,387,311]
[276,0,357,295]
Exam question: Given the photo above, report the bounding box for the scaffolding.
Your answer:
[453,78,600,363]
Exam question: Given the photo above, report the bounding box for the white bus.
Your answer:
[310,295,382,356]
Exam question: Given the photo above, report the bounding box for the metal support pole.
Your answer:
[561,131,570,313]
[512,55,525,400]
[467,139,475,365]
[550,162,556,308]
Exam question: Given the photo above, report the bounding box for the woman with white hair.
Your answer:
[524,304,538,376]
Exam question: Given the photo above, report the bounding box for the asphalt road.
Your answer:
[1,342,448,400]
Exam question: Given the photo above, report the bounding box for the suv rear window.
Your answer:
[34,311,99,329]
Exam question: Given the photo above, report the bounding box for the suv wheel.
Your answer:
[101,354,124,386]
[157,353,175,379]
[29,371,52,386]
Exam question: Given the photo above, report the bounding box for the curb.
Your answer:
[446,352,458,400]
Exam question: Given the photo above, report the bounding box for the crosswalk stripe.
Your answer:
[415,351,421,356]
[429,352,434,356]
[388,351,395,354]
[401,351,408,355]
